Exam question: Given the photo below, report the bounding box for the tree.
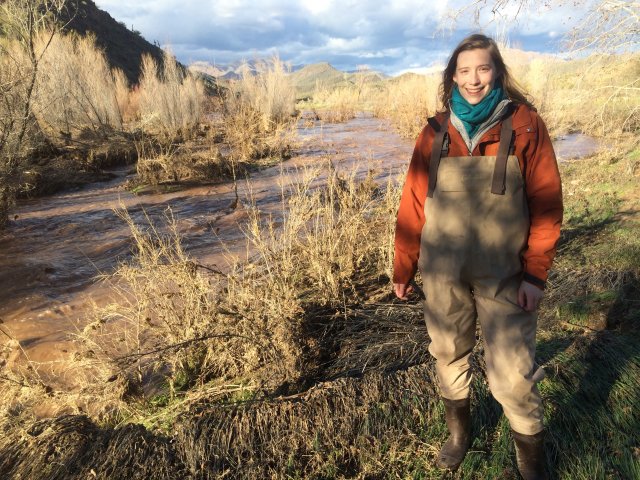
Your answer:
[443,0,639,54]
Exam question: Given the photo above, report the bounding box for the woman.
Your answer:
[393,34,562,480]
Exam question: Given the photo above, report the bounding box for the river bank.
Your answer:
[1,116,638,479]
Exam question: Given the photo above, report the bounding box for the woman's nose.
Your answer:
[470,71,480,84]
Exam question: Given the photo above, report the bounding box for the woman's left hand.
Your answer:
[518,281,544,312]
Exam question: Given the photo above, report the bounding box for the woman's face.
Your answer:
[453,48,497,105]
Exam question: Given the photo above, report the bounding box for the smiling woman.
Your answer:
[393,33,563,480]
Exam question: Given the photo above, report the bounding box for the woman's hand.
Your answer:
[518,281,544,312]
[394,282,414,300]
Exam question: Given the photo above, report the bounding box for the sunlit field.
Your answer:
[1,0,639,478]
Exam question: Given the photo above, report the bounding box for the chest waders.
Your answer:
[420,111,545,436]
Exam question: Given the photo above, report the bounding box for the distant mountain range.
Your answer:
[188,61,390,99]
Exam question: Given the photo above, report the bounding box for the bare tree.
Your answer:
[442,0,639,54]
[567,1,639,53]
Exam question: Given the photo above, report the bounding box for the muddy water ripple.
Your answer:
[0,114,413,373]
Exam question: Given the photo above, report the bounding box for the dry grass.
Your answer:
[1,143,639,478]
[33,32,124,142]
[308,85,360,123]
[40,163,400,428]
[371,73,440,139]
[220,57,298,164]
[363,53,639,141]
[138,51,205,142]
[508,52,640,138]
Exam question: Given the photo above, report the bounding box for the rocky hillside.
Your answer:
[60,0,165,85]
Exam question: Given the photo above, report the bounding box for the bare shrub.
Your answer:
[221,57,297,163]
[138,51,205,142]
[521,52,640,137]
[0,0,70,227]
[79,205,305,406]
[133,127,226,186]
[113,68,135,123]
[0,45,28,227]
[78,163,402,415]
[372,74,440,139]
[33,32,124,142]
[310,85,359,123]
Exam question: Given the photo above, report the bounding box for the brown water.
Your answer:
[553,133,607,161]
[0,113,413,375]
[0,115,604,376]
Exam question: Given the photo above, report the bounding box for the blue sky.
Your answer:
[94,0,590,75]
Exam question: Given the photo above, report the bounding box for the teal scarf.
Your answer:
[451,85,506,138]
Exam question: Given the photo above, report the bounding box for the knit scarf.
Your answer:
[451,85,506,138]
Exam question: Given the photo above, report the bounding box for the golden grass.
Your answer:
[138,51,205,142]
[6,162,394,426]
[32,32,124,141]
[307,85,360,123]
[371,74,440,139]
[360,52,639,141]
[221,57,298,164]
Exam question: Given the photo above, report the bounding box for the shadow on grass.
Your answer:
[542,277,640,480]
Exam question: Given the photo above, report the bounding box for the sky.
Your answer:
[93,0,591,75]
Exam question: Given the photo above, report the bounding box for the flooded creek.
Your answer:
[0,114,605,380]
[0,114,414,377]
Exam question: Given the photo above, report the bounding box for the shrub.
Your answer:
[33,32,124,142]
[309,85,359,123]
[79,162,402,414]
[221,57,297,163]
[372,74,440,139]
[138,51,205,142]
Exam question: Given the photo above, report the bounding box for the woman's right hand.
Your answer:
[394,282,414,300]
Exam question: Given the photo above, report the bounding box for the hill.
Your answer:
[289,63,389,100]
[60,0,165,85]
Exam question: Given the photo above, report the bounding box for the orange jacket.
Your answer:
[393,103,563,288]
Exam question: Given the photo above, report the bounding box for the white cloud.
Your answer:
[94,0,591,74]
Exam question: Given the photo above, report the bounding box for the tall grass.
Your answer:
[371,73,440,139]
[33,32,124,141]
[74,163,401,421]
[221,57,297,163]
[361,52,639,141]
[138,51,205,142]
[308,84,360,123]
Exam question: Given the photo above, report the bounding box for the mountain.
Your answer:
[189,59,267,81]
[288,63,348,98]
[60,0,166,85]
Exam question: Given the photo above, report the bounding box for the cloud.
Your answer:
[94,0,588,74]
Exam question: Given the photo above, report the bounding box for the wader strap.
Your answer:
[491,113,515,195]
[427,113,450,199]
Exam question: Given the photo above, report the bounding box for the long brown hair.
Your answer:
[439,33,534,111]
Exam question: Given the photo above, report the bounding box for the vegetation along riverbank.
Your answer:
[0,0,638,478]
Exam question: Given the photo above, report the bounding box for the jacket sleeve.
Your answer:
[521,111,563,288]
[393,125,431,284]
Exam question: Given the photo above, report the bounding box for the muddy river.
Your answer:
[0,114,601,380]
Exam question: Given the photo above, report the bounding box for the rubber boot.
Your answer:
[436,397,471,470]
[512,429,548,480]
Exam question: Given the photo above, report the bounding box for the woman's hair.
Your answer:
[439,33,534,111]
